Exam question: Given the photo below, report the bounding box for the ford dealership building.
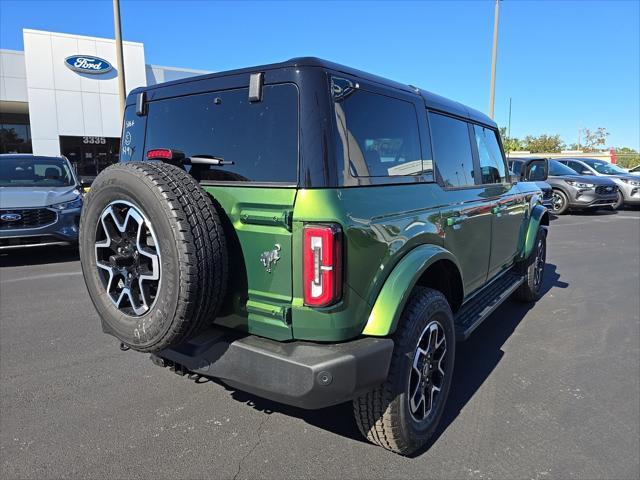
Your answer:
[0,29,208,178]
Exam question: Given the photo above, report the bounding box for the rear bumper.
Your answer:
[152,327,394,409]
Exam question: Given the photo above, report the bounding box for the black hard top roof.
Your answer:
[134,57,495,127]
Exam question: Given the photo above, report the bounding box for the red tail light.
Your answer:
[146,148,174,160]
[146,148,185,161]
[303,224,342,307]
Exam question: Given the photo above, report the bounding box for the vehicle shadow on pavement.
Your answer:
[0,246,79,267]
[196,263,569,452]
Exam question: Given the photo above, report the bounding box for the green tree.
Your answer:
[614,147,640,169]
[498,127,523,153]
[582,127,610,152]
[522,134,565,153]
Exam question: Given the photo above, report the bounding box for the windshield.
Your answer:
[0,156,75,187]
[549,159,579,176]
[583,159,627,175]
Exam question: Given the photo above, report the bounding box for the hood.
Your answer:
[0,186,81,209]
[548,174,617,186]
[607,174,640,182]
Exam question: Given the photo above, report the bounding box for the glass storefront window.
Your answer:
[59,136,120,180]
[0,122,32,154]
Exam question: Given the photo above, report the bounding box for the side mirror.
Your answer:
[524,160,549,181]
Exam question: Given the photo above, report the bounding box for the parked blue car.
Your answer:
[0,154,83,250]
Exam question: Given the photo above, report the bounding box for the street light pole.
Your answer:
[488,0,500,119]
[113,0,126,119]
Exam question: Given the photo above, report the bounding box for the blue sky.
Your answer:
[1,0,638,149]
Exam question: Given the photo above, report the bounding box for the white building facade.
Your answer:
[0,29,208,178]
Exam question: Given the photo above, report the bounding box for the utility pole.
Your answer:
[113,0,126,119]
[488,0,500,119]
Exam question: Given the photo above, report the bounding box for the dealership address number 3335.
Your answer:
[82,136,106,145]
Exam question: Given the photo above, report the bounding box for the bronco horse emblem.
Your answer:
[260,244,281,273]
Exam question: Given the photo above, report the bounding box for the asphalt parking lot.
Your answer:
[1,210,639,480]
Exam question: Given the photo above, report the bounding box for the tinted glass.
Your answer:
[60,135,120,179]
[567,160,587,173]
[549,159,579,176]
[473,125,507,184]
[334,88,425,178]
[509,161,522,174]
[0,156,74,187]
[0,123,32,154]
[429,112,475,187]
[145,84,298,183]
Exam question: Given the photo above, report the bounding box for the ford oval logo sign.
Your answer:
[64,55,113,74]
[1,213,22,222]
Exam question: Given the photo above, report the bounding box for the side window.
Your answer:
[334,88,425,178]
[510,161,522,175]
[473,125,507,184]
[144,84,298,183]
[568,161,585,173]
[428,112,475,188]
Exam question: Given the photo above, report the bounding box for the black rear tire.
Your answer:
[514,228,547,302]
[353,287,455,455]
[79,162,228,352]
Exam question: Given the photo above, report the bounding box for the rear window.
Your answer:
[142,84,298,184]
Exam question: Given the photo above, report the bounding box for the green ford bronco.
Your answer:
[79,58,549,455]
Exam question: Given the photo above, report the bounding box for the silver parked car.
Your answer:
[0,154,83,250]
[557,158,640,209]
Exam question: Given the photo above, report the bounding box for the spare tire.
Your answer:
[79,161,228,352]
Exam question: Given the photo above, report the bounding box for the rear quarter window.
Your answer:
[333,87,427,179]
[143,84,299,184]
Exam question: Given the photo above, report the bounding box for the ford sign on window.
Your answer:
[64,55,113,74]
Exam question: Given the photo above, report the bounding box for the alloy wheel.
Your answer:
[551,192,564,213]
[408,320,447,422]
[533,235,546,290]
[94,201,161,317]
